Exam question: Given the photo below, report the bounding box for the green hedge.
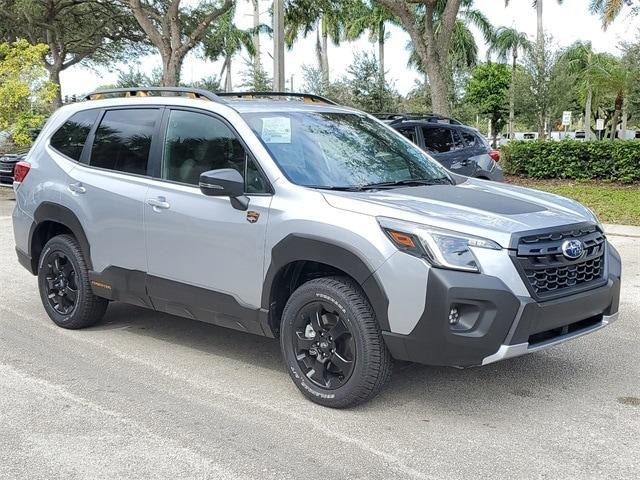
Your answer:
[501,140,640,183]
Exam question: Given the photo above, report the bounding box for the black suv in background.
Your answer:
[0,152,27,186]
[382,115,503,181]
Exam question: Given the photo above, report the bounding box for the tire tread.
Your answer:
[39,234,108,329]
[281,275,392,408]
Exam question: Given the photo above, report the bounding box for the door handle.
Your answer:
[146,197,170,210]
[68,182,86,194]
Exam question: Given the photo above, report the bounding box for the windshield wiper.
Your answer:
[359,177,452,190]
[307,177,452,192]
[306,185,367,192]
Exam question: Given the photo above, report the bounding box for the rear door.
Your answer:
[420,126,476,176]
[143,108,273,332]
[66,107,161,304]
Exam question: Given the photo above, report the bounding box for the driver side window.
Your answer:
[162,110,269,193]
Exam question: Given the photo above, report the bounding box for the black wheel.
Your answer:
[280,276,392,408]
[37,234,108,329]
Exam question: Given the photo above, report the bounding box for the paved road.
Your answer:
[1,188,639,479]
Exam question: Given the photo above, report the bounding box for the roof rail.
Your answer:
[84,87,225,103]
[217,91,337,105]
[374,113,463,126]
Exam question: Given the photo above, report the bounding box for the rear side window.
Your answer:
[460,130,477,147]
[421,127,455,153]
[89,109,158,175]
[50,110,99,161]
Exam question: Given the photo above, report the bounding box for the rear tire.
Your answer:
[280,276,392,408]
[37,234,108,329]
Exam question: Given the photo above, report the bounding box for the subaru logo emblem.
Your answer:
[561,239,584,260]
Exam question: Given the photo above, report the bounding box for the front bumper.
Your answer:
[481,312,618,365]
[382,244,621,367]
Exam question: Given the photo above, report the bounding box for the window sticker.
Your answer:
[261,117,291,144]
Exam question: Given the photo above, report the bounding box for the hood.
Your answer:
[322,178,598,248]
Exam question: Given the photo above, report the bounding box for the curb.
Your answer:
[603,224,640,238]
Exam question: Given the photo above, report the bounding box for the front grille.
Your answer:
[512,224,607,300]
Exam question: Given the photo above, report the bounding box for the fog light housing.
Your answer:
[448,305,460,325]
[448,303,482,332]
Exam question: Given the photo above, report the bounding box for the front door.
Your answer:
[144,108,273,333]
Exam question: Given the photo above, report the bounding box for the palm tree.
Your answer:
[591,54,637,139]
[252,0,261,65]
[490,27,532,139]
[203,10,257,92]
[504,0,563,47]
[504,0,563,137]
[343,2,395,89]
[406,0,494,93]
[590,0,635,27]
[285,0,346,88]
[561,41,604,139]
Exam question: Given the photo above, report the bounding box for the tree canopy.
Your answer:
[465,62,511,144]
[0,0,143,107]
[126,0,234,86]
[0,40,57,147]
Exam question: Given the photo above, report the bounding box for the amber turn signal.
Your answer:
[388,230,416,249]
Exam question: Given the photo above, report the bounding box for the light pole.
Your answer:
[273,0,285,91]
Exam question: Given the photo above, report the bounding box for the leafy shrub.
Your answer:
[501,140,640,183]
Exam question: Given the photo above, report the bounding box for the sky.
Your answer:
[59,0,640,99]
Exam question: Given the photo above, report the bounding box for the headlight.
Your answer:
[378,217,501,273]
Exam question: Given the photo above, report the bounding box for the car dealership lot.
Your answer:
[0,188,638,480]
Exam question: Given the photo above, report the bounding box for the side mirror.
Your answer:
[199,168,249,210]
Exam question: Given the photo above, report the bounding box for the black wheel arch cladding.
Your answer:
[261,234,390,336]
[28,202,93,274]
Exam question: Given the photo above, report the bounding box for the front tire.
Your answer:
[280,276,392,408]
[37,234,108,329]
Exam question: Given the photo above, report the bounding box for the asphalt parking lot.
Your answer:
[0,187,639,480]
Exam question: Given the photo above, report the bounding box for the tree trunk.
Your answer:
[376,0,460,116]
[584,88,593,139]
[509,49,517,140]
[610,92,623,140]
[45,24,64,109]
[225,57,233,92]
[320,16,330,87]
[537,111,546,139]
[536,0,544,46]
[424,57,450,116]
[536,0,545,138]
[609,111,619,140]
[161,54,182,87]
[47,65,63,109]
[315,29,323,78]
[252,0,260,65]
[620,94,628,140]
[378,21,385,82]
[378,21,385,106]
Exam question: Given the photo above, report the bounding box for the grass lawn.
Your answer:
[505,175,640,226]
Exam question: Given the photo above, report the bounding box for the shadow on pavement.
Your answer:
[92,301,284,373]
[90,301,606,413]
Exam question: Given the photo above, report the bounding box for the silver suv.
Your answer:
[12,88,621,408]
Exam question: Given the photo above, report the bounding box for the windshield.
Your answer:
[241,111,451,189]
